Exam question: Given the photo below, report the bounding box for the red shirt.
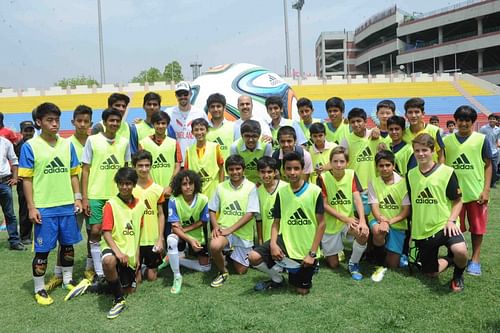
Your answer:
[101,197,143,231]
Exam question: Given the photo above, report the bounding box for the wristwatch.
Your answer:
[308,251,317,258]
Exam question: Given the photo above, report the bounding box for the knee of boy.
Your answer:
[102,255,116,267]
[247,251,261,265]
[166,234,178,250]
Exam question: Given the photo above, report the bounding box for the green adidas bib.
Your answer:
[217,179,256,242]
[325,121,350,144]
[100,120,130,141]
[173,193,209,245]
[393,142,414,176]
[408,165,455,240]
[207,121,234,160]
[29,136,75,208]
[133,182,164,246]
[403,123,440,162]
[371,175,408,230]
[186,142,220,200]
[100,196,145,269]
[135,121,155,142]
[87,133,128,200]
[257,180,288,242]
[279,182,322,260]
[322,169,354,234]
[346,132,381,190]
[270,119,293,150]
[298,118,321,147]
[234,138,267,184]
[69,135,84,179]
[308,143,336,185]
[444,132,485,203]
[139,136,177,188]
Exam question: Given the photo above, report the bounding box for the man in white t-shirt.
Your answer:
[165,81,208,165]
[233,95,272,142]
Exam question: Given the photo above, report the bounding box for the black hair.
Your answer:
[283,151,304,169]
[132,150,152,166]
[404,97,425,112]
[35,102,62,120]
[73,105,93,120]
[108,93,130,107]
[143,92,161,106]
[429,115,439,123]
[191,118,209,130]
[375,150,395,166]
[257,156,279,171]
[240,119,261,136]
[347,108,367,121]
[309,122,326,135]
[207,93,227,108]
[325,97,345,112]
[225,154,246,171]
[454,105,477,123]
[101,108,123,121]
[488,113,497,120]
[151,111,171,125]
[171,170,202,197]
[446,120,456,127]
[296,97,313,109]
[376,100,396,113]
[31,108,41,130]
[114,167,138,185]
[265,96,283,109]
[0,112,4,127]
[387,115,406,129]
[277,125,296,141]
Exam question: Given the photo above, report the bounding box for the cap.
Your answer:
[20,120,35,131]
[175,81,191,93]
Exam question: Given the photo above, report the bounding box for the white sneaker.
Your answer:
[371,266,388,282]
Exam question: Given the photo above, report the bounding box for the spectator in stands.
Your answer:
[429,116,444,136]
[0,112,19,144]
[444,120,457,137]
[479,114,500,188]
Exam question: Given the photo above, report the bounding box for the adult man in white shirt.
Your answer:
[233,95,272,142]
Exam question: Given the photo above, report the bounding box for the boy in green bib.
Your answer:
[101,167,145,319]
[185,118,225,201]
[407,133,468,292]
[324,97,350,144]
[249,151,325,294]
[444,106,492,276]
[266,96,307,150]
[91,93,131,141]
[209,155,259,287]
[129,92,161,154]
[318,146,369,280]
[387,115,417,177]
[368,150,410,282]
[374,100,396,141]
[167,170,211,294]
[297,97,320,148]
[273,126,314,181]
[308,122,337,185]
[230,120,273,184]
[206,93,234,160]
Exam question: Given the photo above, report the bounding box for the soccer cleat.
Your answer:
[371,266,388,282]
[170,276,183,294]
[348,262,363,281]
[157,257,170,271]
[62,280,78,291]
[450,276,465,293]
[64,279,91,301]
[210,272,229,288]
[399,254,409,268]
[35,289,54,306]
[88,276,108,294]
[254,279,284,291]
[45,276,63,292]
[10,243,26,251]
[107,299,126,319]
[84,269,96,281]
[466,261,481,276]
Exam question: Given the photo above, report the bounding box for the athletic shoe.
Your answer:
[35,289,54,306]
[170,276,183,294]
[210,272,229,288]
[450,276,465,293]
[62,280,78,291]
[107,298,126,319]
[399,254,408,268]
[64,279,91,301]
[348,262,363,281]
[84,269,96,281]
[371,266,388,282]
[0,224,6,231]
[9,243,26,251]
[466,261,481,276]
[157,257,170,271]
[45,276,63,292]
[254,279,284,291]
[88,276,107,294]
[21,239,32,245]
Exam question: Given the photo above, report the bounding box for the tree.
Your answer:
[163,61,183,83]
[55,75,99,88]
[131,67,163,84]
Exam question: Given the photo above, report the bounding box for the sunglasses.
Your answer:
[175,91,189,97]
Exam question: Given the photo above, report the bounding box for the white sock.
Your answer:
[34,276,45,293]
[62,266,73,284]
[167,235,181,278]
[54,265,63,278]
[85,257,94,271]
[350,240,367,264]
[90,242,104,276]
[254,262,283,283]
[180,258,211,272]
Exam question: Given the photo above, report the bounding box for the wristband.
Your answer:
[74,193,82,200]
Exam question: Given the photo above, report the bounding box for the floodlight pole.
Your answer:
[97,0,106,85]
[283,0,291,77]
[292,0,305,84]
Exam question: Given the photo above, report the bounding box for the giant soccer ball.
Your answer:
[191,63,298,122]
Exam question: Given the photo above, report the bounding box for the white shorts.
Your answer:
[321,225,351,257]
[225,234,253,267]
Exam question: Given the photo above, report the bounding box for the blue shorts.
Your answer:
[368,219,406,255]
[34,214,82,252]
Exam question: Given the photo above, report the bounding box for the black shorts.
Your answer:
[102,248,137,289]
[415,229,466,274]
[177,238,209,257]
[139,245,163,269]
[253,235,316,290]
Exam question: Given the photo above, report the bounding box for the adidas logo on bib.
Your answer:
[213,137,227,150]
[287,208,312,225]
[416,187,438,204]
[223,200,244,216]
[330,189,351,205]
[198,168,211,183]
[122,221,135,236]
[44,157,68,174]
[182,216,196,226]
[452,153,473,170]
[356,147,373,162]
[246,158,259,170]
[143,200,155,215]
[152,153,171,169]
[100,154,120,170]
[380,194,398,209]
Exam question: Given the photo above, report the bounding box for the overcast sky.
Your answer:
[0,0,460,89]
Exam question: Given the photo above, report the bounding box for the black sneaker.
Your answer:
[450,276,464,293]
[88,276,108,294]
[10,243,26,251]
[254,279,284,291]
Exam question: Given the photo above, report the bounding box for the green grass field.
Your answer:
[1,187,499,333]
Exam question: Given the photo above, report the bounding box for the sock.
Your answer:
[168,249,181,278]
[90,242,104,277]
[350,240,367,264]
[372,245,386,266]
[180,258,211,272]
[254,262,283,283]
[108,278,123,301]
[453,265,465,279]
[85,257,94,271]
[54,265,63,278]
[62,266,73,284]
[34,276,45,293]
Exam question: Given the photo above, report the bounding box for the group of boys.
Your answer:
[15,82,494,319]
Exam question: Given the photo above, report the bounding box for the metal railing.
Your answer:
[402,0,485,23]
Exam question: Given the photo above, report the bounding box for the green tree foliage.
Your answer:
[131,67,164,84]
[163,61,183,82]
[55,75,99,88]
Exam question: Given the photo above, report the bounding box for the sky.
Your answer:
[0,0,462,89]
